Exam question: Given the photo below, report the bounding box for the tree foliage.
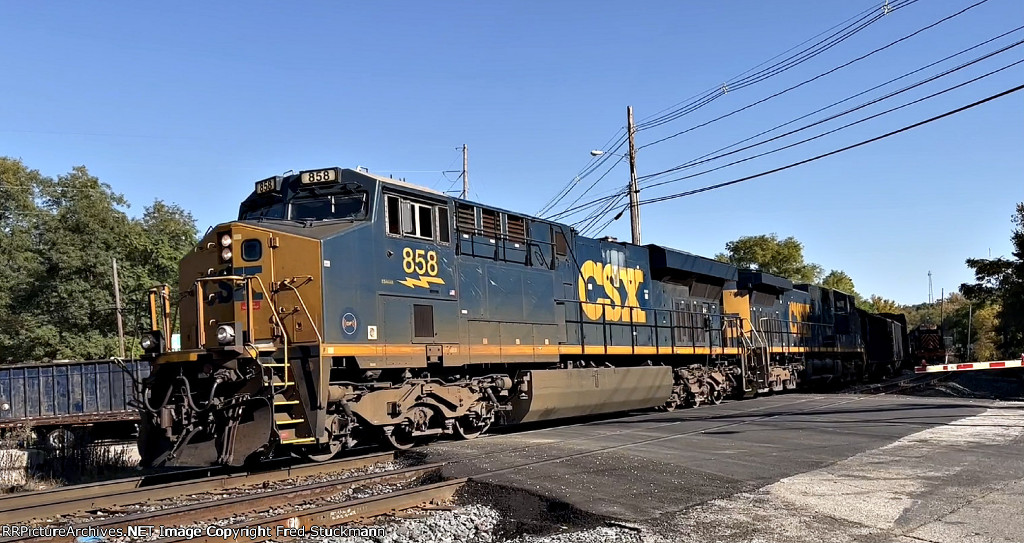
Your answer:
[960,203,1024,358]
[821,269,856,294]
[863,295,901,314]
[715,234,823,284]
[0,158,198,362]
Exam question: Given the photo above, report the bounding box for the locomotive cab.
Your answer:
[139,168,376,466]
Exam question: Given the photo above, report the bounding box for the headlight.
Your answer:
[221,248,233,262]
[0,402,9,412]
[220,233,232,247]
[140,332,159,352]
[216,324,235,345]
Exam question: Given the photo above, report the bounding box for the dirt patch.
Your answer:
[921,371,1024,400]
[456,480,615,539]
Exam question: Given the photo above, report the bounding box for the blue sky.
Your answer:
[2,1,1021,304]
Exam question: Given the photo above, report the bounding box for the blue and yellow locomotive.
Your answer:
[138,167,906,467]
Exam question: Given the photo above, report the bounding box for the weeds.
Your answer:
[2,425,139,491]
[36,441,139,485]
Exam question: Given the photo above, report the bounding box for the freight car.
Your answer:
[0,359,149,448]
[137,167,907,467]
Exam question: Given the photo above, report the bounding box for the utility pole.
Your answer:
[966,302,973,362]
[112,257,125,359]
[941,288,947,363]
[460,144,469,199]
[940,288,945,327]
[626,106,641,245]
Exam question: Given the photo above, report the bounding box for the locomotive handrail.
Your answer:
[278,278,323,344]
[556,298,745,356]
[556,296,847,360]
[249,275,291,395]
[146,284,173,341]
[454,225,557,268]
[191,275,253,347]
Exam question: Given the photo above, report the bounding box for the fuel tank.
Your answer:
[509,366,673,424]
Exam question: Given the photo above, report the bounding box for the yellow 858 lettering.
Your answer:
[402,247,439,276]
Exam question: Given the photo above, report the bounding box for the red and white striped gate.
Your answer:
[915,354,1024,374]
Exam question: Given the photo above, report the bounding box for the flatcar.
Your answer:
[137,167,907,467]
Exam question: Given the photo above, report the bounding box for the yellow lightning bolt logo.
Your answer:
[398,276,446,289]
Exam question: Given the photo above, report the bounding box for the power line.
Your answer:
[639,29,1024,185]
[536,130,627,216]
[636,0,918,131]
[634,83,1024,208]
[571,56,1022,229]
[541,138,628,219]
[636,1,884,126]
[638,0,990,149]
[638,56,1024,195]
[542,0,912,220]
[547,190,624,222]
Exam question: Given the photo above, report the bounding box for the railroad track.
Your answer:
[0,393,946,541]
[845,371,950,395]
[7,462,461,543]
[0,451,401,530]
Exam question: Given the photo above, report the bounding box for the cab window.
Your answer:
[384,193,450,245]
[403,201,434,239]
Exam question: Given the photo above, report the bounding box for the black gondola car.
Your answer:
[0,359,148,448]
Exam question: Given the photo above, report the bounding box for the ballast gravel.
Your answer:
[311,503,662,543]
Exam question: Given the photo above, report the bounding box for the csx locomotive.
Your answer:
[138,167,908,467]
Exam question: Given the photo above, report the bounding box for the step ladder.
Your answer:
[259,356,315,445]
[739,320,771,391]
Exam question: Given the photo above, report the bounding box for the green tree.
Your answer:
[863,295,901,314]
[960,203,1024,358]
[821,269,856,294]
[715,233,823,283]
[0,160,198,362]
[0,159,49,357]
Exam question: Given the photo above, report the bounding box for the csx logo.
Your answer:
[577,260,647,323]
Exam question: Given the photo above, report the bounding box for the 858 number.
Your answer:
[402,248,438,276]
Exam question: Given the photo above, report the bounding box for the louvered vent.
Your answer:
[506,215,527,243]
[456,204,476,234]
[480,209,499,238]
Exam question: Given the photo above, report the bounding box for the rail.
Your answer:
[0,451,397,526]
[3,456,458,543]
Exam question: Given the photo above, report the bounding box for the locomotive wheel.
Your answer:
[383,425,417,450]
[708,386,724,405]
[454,416,491,440]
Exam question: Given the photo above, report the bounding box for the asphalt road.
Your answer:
[425,393,1024,542]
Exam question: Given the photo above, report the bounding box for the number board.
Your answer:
[254,176,279,195]
[300,168,340,185]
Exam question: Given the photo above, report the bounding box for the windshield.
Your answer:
[240,202,286,220]
[290,194,367,221]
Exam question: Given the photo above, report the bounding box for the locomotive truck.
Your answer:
[137,167,906,467]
